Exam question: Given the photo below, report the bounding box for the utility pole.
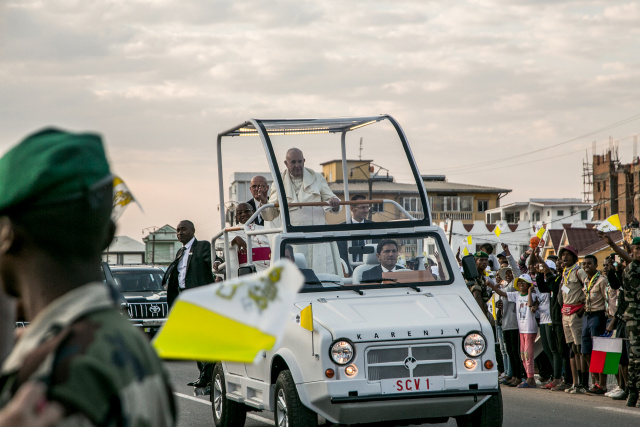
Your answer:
[142,226,159,265]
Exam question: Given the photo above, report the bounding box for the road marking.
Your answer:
[173,392,275,425]
[174,392,210,405]
[248,413,276,425]
[596,406,640,416]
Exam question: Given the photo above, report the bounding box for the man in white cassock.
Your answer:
[261,148,343,275]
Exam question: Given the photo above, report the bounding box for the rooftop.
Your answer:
[578,231,623,256]
[328,179,511,195]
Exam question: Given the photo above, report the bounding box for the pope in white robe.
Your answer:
[261,148,343,275]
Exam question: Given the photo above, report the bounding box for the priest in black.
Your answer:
[338,195,376,275]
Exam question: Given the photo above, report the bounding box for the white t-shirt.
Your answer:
[536,289,552,325]
[506,291,539,334]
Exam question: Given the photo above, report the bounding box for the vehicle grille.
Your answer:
[366,344,455,381]
[127,302,168,319]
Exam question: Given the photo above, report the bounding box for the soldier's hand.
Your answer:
[0,382,63,427]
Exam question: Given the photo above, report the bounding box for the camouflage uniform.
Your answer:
[468,275,491,304]
[0,283,176,426]
[623,261,640,393]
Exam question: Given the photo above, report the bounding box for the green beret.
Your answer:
[0,128,111,213]
[474,251,489,259]
[632,237,640,246]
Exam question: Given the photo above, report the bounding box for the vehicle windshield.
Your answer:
[280,232,453,292]
[111,269,165,292]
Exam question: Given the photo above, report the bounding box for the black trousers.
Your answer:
[503,329,523,379]
[552,323,572,382]
[197,361,214,384]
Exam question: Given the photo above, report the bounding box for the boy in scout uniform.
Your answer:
[0,129,176,425]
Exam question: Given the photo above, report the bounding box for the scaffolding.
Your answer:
[582,146,593,204]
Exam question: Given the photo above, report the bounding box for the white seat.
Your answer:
[352,245,379,284]
[294,253,307,270]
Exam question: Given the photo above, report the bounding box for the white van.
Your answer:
[211,116,502,426]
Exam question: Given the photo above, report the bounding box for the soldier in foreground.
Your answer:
[0,129,176,425]
[599,231,640,407]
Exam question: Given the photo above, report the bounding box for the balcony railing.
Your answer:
[433,212,473,220]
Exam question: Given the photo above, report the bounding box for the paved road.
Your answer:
[166,360,640,426]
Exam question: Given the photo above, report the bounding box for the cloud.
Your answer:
[0,0,638,239]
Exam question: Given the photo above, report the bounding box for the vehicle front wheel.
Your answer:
[455,388,503,427]
[211,363,247,427]
[274,370,317,427]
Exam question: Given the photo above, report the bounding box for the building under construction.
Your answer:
[591,136,640,225]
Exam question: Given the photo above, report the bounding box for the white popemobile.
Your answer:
[211,116,502,426]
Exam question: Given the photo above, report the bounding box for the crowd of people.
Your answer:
[462,238,639,408]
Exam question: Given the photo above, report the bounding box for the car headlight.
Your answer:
[463,332,486,357]
[330,339,355,365]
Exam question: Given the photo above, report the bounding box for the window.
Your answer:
[597,182,600,192]
[460,196,473,212]
[431,195,473,212]
[604,207,608,217]
[581,210,588,220]
[557,210,564,216]
[371,203,384,213]
[532,211,540,222]
[547,210,550,216]
[505,212,520,223]
[477,200,489,212]
[403,197,421,212]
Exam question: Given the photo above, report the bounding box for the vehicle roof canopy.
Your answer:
[219,116,384,138]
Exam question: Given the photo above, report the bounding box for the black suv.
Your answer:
[105,264,168,336]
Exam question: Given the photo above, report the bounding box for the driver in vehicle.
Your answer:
[361,239,404,283]
[262,147,342,275]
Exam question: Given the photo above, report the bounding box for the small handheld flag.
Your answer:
[112,176,142,221]
[494,224,502,238]
[153,260,303,363]
[536,227,546,239]
[466,236,473,245]
[463,247,469,256]
[596,214,622,233]
[589,337,623,375]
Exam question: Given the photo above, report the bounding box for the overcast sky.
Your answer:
[1,0,639,242]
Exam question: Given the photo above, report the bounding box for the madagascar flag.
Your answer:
[589,337,623,375]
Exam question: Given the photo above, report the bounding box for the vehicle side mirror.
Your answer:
[349,245,375,255]
[461,255,479,280]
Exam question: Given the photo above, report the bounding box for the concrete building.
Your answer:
[321,160,511,225]
[102,236,145,264]
[142,225,180,265]
[485,198,593,227]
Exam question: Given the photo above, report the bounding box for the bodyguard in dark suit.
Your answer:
[247,175,269,226]
[162,220,215,387]
[361,239,404,283]
[338,195,377,275]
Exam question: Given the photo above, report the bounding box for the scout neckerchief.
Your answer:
[562,263,578,286]
[586,271,600,310]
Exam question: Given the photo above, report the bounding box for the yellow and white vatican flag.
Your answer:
[597,214,622,233]
[112,175,141,221]
[153,261,303,363]
[493,222,503,239]
[536,227,546,239]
